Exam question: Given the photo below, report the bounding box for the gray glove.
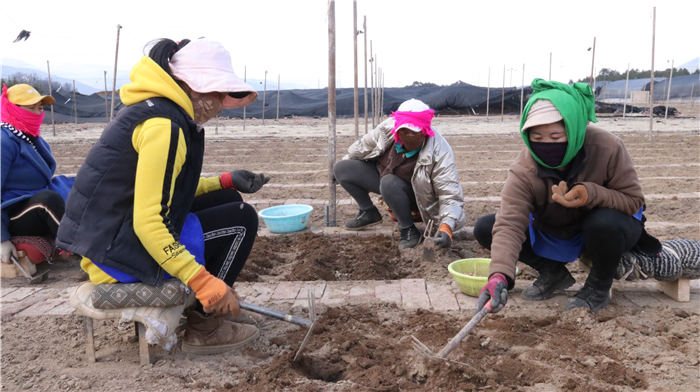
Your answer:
[222,170,270,193]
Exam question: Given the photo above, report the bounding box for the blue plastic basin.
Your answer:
[258,204,313,233]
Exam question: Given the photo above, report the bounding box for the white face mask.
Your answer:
[191,93,224,124]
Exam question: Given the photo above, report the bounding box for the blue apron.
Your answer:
[529,206,644,263]
[92,213,205,283]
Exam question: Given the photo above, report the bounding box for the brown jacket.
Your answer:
[489,125,644,283]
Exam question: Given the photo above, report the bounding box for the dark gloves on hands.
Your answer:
[434,223,453,249]
[220,170,270,193]
[435,230,452,249]
[476,273,508,313]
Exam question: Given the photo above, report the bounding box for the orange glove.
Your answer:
[188,267,241,316]
[551,181,588,208]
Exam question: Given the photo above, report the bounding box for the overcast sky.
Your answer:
[1,0,697,91]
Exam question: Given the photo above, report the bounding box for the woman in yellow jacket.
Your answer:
[57,38,268,354]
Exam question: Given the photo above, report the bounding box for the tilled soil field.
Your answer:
[1,116,698,392]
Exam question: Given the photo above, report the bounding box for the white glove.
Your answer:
[1,240,18,264]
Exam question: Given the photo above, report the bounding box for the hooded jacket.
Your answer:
[1,125,74,241]
[56,57,222,286]
[344,118,466,231]
[488,125,645,284]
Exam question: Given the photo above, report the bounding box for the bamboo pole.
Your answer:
[327,0,337,227]
[664,59,674,122]
[46,61,56,136]
[103,71,108,123]
[649,7,656,142]
[486,67,490,121]
[243,66,246,131]
[590,37,596,87]
[110,24,121,121]
[73,80,77,124]
[501,65,505,122]
[277,74,280,121]
[352,0,359,139]
[363,16,368,134]
[623,63,630,118]
[380,69,384,121]
[262,70,267,124]
[374,54,378,126]
[370,40,375,128]
[520,63,525,118]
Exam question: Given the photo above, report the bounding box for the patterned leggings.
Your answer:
[190,189,258,287]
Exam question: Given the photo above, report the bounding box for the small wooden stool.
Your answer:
[71,281,190,365]
[82,317,154,365]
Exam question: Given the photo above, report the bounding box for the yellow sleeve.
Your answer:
[196,176,223,196]
[131,118,203,285]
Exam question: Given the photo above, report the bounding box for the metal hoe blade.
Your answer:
[10,254,48,284]
[422,219,436,261]
[412,305,491,360]
[294,289,317,361]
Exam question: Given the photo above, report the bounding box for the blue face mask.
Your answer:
[530,141,568,167]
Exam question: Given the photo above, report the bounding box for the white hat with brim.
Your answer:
[170,38,258,109]
[521,99,563,133]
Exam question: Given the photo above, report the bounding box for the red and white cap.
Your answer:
[170,38,258,109]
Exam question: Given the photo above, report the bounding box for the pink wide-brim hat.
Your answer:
[170,38,258,109]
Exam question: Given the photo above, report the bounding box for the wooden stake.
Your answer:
[486,67,490,121]
[73,80,77,124]
[374,54,379,126]
[623,63,630,118]
[649,7,656,142]
[590,37,596,87]
[370,40,375,128]
[103,70,108,123]
[353,0,359,139]
[520,63,525,118]
[110,24,122,121]
[277,74,280,122]
[327,0,337,227]
[664,59,674,122]
[501,65,505,122]
[243,66,246,131]
[262,70,268,125]
[46,61,56,136]
[363,16,368,134]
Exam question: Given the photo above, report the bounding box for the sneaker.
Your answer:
[399,225,422,250]
[345,207,382,230]
[521,264,575,301]
[564,284,611,313]
[182,311,259,354]
[225,309,265,327]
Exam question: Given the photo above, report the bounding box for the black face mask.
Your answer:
[530,141,568,167]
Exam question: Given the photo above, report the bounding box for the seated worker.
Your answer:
[56,38,270,354]
[1,84,74,265]
[334,99,466,250]
[473,79,660,314]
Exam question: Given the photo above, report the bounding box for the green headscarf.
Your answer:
[520,79,598,169]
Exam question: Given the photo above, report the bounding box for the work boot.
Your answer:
[521,263,575,301]
[564,277,611,313]
[564,285,611,313]
[399,225,422,250]
[182,311,259,354]
[345,207,382,230]
[225,309,265,327]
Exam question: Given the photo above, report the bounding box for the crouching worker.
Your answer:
[56,38,270,354]
[1,84,74,265]
[473,79,660,314]
[334,99,466,250]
